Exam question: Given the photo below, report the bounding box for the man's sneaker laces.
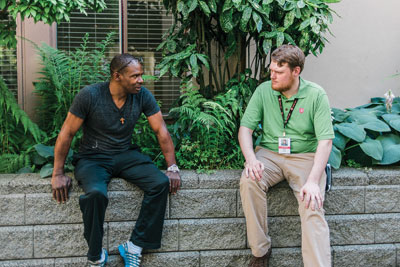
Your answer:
[119,242,141,267]
[88,248,108,267]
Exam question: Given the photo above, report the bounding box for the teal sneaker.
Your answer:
[88,248,108,267]
[118,241,141,267]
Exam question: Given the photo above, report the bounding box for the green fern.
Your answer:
[0,77,46,154]
[0,153,31,174]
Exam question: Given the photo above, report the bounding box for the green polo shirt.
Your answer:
[241,77,334,153]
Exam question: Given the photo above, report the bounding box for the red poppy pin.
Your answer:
[299,108,304,113]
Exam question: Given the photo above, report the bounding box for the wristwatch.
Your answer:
[167,164,180,173]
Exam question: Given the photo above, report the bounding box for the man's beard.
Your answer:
[271,83,291,92]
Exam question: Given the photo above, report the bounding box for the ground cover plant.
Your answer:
[329,94,400,169]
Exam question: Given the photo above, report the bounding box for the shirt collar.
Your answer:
[272,77,307,100]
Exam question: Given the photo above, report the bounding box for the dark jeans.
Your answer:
[73,148,169,261]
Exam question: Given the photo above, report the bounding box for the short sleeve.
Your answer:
[313,93,335,140]
[240,87,263,130]
[69,87,91,119]
[142,88,160,117]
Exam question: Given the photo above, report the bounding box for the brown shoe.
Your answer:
[248,249,271,267]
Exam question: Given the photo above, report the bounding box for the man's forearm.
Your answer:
[53,130,73,175]
[156,130,176,167]
[307,139,332,183]
[238,126,256,162]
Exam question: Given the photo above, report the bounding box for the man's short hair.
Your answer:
[110,53,143,76]
[271,45,305,73]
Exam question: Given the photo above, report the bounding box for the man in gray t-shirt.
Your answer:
[51,53,181,267]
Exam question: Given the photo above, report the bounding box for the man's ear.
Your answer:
[293,66,301,77]
[112,72,121,81]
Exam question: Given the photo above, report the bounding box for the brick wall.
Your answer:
[1,168,400,266]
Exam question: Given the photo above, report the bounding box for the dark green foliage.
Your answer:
[169,72,257,170]
[159,0,340,96]
[33,32,116,147]
[132,111,166,169]
[0,153,31,173]
[0,0,107,48]
[32,144,74,178]
[155,0,340,171]
[329,98,400,169]
[0,77,46,155]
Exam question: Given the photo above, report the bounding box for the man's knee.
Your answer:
[240,171,261,192]
[299,206,326,224]
[150,173,170,193]
[81,188,108,203]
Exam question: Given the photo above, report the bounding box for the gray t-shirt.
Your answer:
[69,82,160,153]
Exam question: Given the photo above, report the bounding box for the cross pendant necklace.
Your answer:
[120,117,125,124]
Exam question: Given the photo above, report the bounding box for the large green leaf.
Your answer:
[40,163,53,178]
[196,54,210,69]
[220,10,234,32]
[359,137,383,161]
[284,10,295,28]
[198,1,211,17]
[190,54,199,77]
[382,113,400,132]
[328,145,341,169]
[391,103,400,113]
[208,0,217,13]
[240,6,252,31]
[188,0,198,13]
[360,120,391,132]
[34,144,54,159]
[377,134,400,165]
[331,108,348,122]
[276,32,284,47]
[262,39,272,55]
[297,0,305,8]
[32,153,47,165]
[335,122,366,142]
[370,97,385,104]
[222,0,233,12]
[332,130,347,150]
[252,12,263,32]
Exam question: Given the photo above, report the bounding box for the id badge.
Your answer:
[278,137,291,154]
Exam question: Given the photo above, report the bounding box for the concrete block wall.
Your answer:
[1,168,400,266]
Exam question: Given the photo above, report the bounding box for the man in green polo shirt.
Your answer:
[239,45,334,267]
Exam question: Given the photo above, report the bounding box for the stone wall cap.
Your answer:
[1,168,400,193]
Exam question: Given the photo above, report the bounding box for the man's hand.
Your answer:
[166,171,181,194]
[244,159,265,181]
[51,174,72,203]
[300,181,323,211]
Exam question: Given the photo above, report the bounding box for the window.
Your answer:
[57,0,180,113]
[0,16,18,97]
[57,0,120,57]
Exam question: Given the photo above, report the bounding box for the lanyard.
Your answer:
[278,95,298,136]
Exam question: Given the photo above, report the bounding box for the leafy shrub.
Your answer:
[0,77,45,155]
[166,71,256,171]
[31,144,74,178]
[158,0,340,96]
[329,97,400,169]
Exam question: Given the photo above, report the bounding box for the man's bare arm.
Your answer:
[300,139,332,210]
[147,111,181,194]
[238,126,264,180]
[51,112,83,203]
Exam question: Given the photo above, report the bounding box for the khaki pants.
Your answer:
[240,147,331,267]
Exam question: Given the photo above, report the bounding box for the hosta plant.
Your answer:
[329,97,400,169]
